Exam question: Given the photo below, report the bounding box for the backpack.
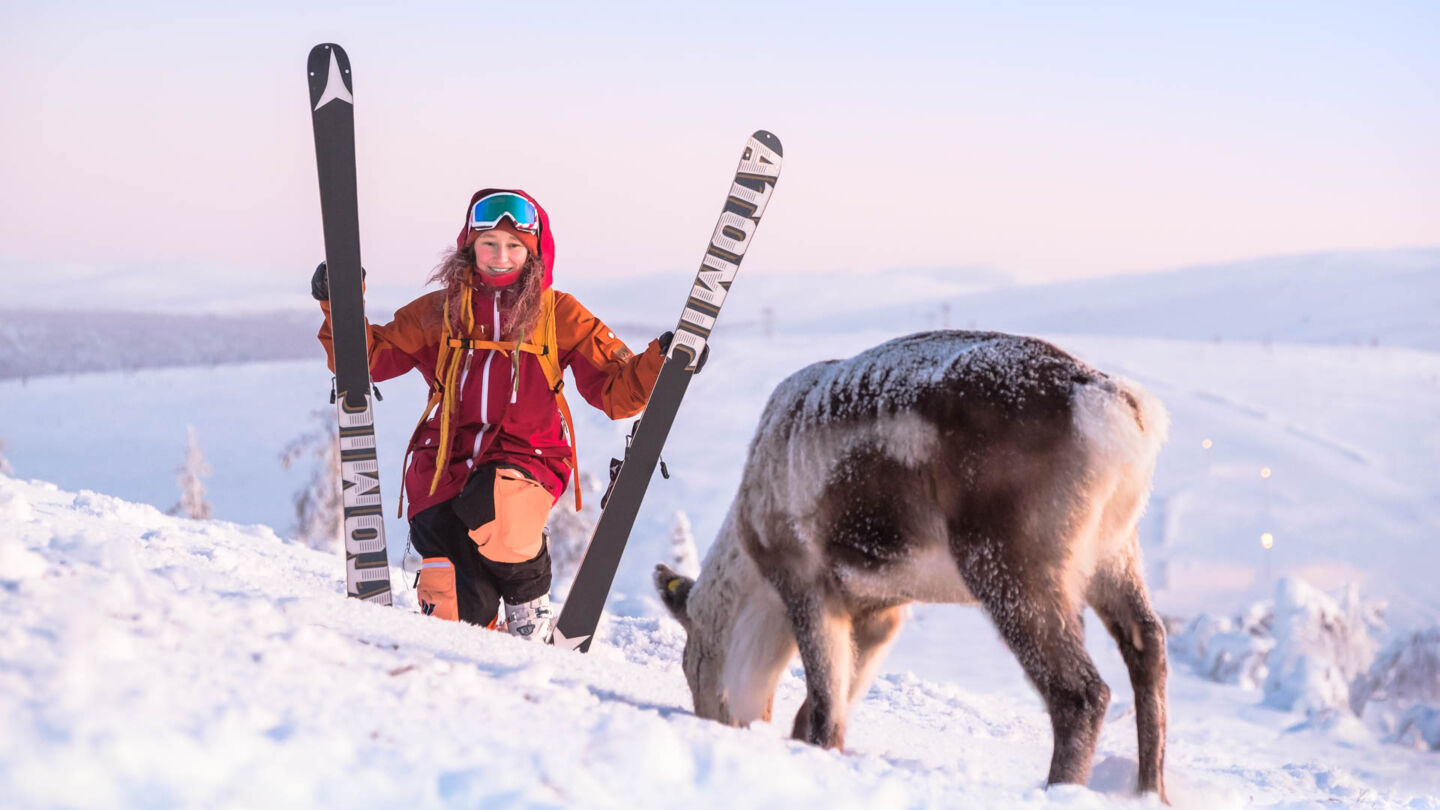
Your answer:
[401,287,581,516]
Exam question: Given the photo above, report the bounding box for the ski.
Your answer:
[552,131,783,652]
[307,43,392,605]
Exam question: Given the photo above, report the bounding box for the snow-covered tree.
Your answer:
[547,471,603,589]
[669,509,700,578]
[168,425,213,520]
[0,437,14,476]
[1351,628,1440,749]
[1352,628,1440,713]
[1263,579,1380,715]
[1169,577,1385,716]
[280,409,341,552]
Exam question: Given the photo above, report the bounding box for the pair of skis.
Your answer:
[306,43,783,649]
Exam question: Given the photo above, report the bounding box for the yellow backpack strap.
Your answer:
[446,336,546,355]
[428,296,474,500]
[399,290,470,518]
[537,289,582,511]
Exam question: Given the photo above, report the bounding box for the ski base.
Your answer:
[309,42,393,604]
[552,130,783,652]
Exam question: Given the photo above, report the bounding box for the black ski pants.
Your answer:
[409,465,552,627]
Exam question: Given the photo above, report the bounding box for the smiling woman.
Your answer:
[311,187,677,641]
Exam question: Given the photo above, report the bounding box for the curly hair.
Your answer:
[429,244,545,341]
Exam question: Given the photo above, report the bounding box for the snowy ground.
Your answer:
[4,475,1439,809]
[2,256,1439,807]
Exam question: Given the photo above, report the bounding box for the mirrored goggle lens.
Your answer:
[470,193,540,233]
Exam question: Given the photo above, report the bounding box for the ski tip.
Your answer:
[307,43,354,110]
[307,42,351,79]
[309,42,348,60]
[751,130,783,158]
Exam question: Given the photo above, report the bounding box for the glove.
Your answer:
[311,262,330,301]
[311,261,365,302]
[657,331,709,373]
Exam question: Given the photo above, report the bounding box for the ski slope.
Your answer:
[2,251,1439,807]
[3,474,1439,809]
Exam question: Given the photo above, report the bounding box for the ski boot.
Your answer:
[504,594,554,642]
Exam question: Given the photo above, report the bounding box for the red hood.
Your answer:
[457,188,555,289]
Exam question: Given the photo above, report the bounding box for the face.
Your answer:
[471,229,529,280]
[655,565,729,722]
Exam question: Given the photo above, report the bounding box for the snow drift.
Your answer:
[5,472,1440,808]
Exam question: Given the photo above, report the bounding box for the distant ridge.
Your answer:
[771,248,1440,351]
[5,248,1436,380]
[0,309,663,381]
[0,310,323,381]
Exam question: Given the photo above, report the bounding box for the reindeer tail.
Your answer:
[1071,374,1170,473]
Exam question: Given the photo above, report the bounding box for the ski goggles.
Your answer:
[470,192,540,234]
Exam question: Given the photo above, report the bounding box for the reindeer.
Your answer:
[654,331,1170,799]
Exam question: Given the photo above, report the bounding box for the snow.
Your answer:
[1170,611,1275,690]
[3,251,1440,807]
[1355,630,1440,750]
[1262,578,1379,715]
[1357,630,1440,713]
[767,248,1440,351]
[761,331,1119,431]
[1397,706,1440,751]
[0,474,1183,808]
[1168,577,1392,720]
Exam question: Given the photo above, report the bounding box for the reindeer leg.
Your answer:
[964,549,1109,787]
[1002,602,1107,786]
[783,591,853,750]
[794,604,904,741]
[723,588,798,727]
[848,604,905,706]
[1089,556,1168,801]
[790,696,811,741]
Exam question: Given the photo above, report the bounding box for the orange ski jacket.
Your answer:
[316,189,663,519]
[318,289,662,518]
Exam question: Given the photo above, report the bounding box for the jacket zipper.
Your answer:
[471,294,501,460]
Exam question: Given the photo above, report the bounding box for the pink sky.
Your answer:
[1,1,1436,302]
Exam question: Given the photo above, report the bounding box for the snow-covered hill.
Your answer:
[4,474,1438,808]
[566,247,1440,350]
[5,247,1436,381]
[4,246,1439,807]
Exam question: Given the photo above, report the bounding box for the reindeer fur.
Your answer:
[655,331,1170,799]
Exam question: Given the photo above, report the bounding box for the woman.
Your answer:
[313,189,669,641]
